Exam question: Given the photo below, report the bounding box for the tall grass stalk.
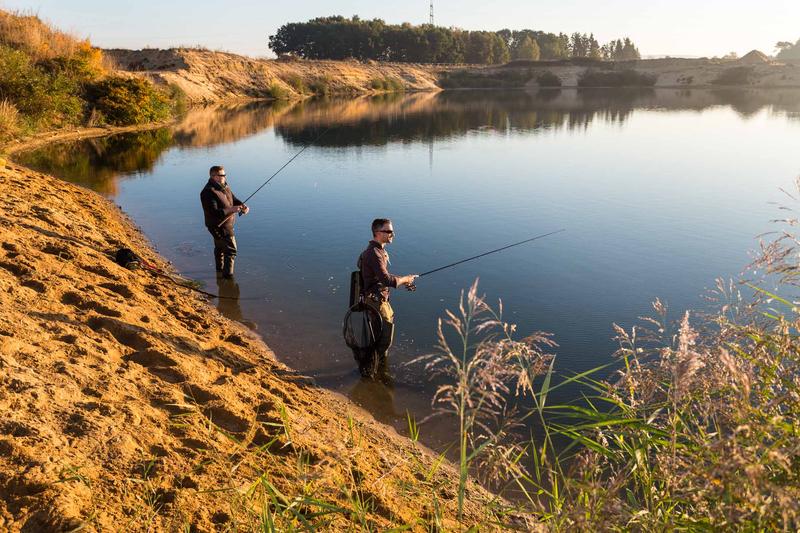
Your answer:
[410,279,554,523]
[0,99,19,140]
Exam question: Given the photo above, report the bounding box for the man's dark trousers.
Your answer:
[210,229,237,277]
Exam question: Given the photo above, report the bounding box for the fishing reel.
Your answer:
[406,282,417,292]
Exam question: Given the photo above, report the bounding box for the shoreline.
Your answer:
[0,158,501,529]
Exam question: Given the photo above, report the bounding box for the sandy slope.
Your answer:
[106,48,800,105]
[107,48,446,103]
[0,160,510,531]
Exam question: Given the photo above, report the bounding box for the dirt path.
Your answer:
[0,160,514,531]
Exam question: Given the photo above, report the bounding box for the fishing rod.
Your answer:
[407,229,565,291]
[218,127,330,228]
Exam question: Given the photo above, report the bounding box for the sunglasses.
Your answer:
[216,173,227,177]
[378,229,394,235]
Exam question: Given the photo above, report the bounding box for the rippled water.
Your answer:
[18,88,800,445]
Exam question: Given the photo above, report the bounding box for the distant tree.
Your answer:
[464,31,508,64]
[268,18,638,64]
[614,39,624,59]
[776,39,800,60]
[722,51,739,60]
[513,35,540,60]
[534,31,569,60]
[621,38,641,60]
[570,32,586,57]
[588,33,602,59]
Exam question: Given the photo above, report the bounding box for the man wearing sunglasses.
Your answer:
[200,165,249,278]
[356,218,418,378]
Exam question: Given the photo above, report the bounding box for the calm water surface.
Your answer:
[18,88,800,444]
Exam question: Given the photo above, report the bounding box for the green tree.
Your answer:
[513,35,540,60]
[268,18,638,64]
[621,37,640,60]
[588,33,602,59]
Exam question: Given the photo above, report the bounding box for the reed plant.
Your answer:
[418,192,800,529]
[411,280,554,524]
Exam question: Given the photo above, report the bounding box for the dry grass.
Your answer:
[0,99,19,140]
[0,9,84,61]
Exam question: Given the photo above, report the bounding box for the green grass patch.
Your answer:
[308,76,332,96]
[265,82,290,100]
[284,75,308,94]
[369,77,405,92]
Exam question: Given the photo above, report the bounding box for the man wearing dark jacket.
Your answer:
[200,165,249,278]
[357,218,418,377]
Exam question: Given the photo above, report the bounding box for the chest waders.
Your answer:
[343,266,394,378]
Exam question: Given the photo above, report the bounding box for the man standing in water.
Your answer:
[357,218,418,378]
[200,165,249,278]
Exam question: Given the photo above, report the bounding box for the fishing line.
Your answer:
[409,229,565,288]
[218,126,331,228]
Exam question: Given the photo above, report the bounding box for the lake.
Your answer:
[17,88,800,445]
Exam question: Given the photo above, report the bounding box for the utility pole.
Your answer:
[429,1,434,25]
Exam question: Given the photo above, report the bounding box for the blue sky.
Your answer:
[2,0,798,58]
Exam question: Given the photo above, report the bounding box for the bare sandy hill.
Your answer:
[107,48,446,103]
[0,159,515,531]
[738,50,772,65]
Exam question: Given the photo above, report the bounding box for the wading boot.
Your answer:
[215,253,225,277]
[222,255,235,279]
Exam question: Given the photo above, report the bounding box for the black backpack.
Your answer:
[114,248,141,270]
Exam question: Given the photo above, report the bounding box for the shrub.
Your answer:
[87,76,172,125]
[167,83,187,116]
[536,71,562,87]
[712,66,755,85]
[369,77,405,92]
[0,45,84,128]
[439,69,533,89]
[578,68,657,87]
[284,75,308,94]
[308,76,332,96]
[265,82,290,100]
[38,41,106,84]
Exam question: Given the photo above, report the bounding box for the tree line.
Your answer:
[776,39,800,60]
[268,16,641,64]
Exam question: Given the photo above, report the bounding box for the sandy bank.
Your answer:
[107,48,447,103]
[106,49,800,104]
[0,161,509,530]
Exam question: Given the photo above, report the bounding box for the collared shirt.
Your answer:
[358,240,398,301]
[200,178,243,234]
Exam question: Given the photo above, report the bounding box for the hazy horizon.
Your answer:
[2,0,798,59]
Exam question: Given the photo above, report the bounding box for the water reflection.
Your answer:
[15,88,800,195]
[17,129,174,194]
[348,377,402,425]
[216,278,244,322]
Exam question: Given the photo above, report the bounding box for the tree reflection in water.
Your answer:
[14,88,800,195]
